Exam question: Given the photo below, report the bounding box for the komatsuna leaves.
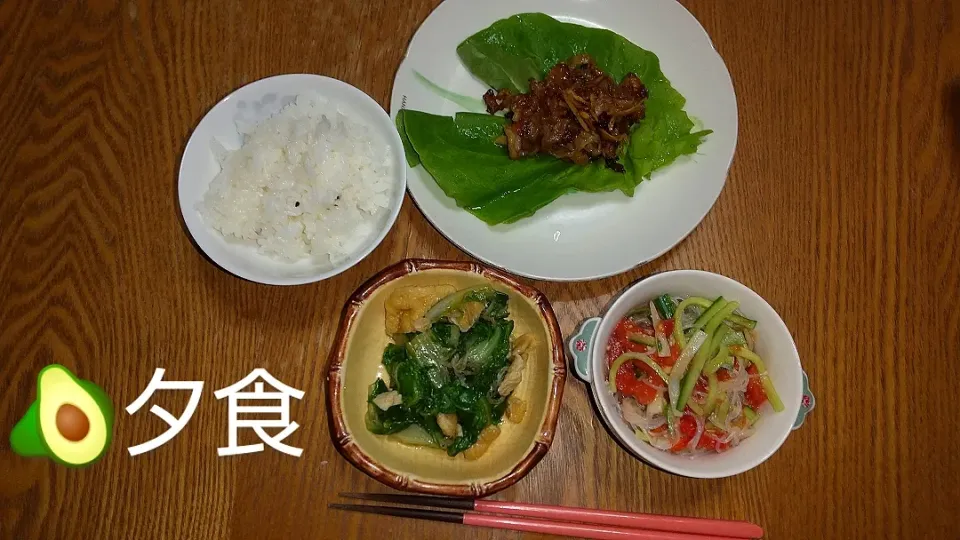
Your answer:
[399,12,710,225]
[366,288,517,456]
[481,292,510,321]
[395,363,426,407]
[405,329,454,388]
[431,322,461,348]
[365,379,414,435]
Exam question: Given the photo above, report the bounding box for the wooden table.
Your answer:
[1,1,957,538]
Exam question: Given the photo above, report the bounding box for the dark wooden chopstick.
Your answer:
[330,503,462,524]
[340,492,474,510]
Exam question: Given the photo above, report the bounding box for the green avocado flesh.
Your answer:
[10,364,114,467]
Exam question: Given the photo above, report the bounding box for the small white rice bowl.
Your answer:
[178,75,405,285]
[202,93,392,263]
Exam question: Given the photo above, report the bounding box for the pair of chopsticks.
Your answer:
[331,493,764,539]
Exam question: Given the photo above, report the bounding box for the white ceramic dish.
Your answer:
[390,0,738,281]
[179,74,405,285]
[568,270,815,478]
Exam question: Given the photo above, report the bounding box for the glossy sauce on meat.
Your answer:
[483,54,648,166]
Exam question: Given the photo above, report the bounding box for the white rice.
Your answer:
[199,92,394,263]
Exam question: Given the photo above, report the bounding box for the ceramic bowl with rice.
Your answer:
[178,74,405,285]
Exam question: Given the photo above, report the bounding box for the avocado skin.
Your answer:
[10,401,45,457]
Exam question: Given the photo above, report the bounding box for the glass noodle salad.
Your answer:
[606,294,783,454]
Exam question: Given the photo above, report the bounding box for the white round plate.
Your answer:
[179,74,405,285]
[391,0,737,281]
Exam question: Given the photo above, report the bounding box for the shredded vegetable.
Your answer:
[628,333,658,347]
[606,292,784,455]
[689,297,726,335]
[730,346,785,412]
[668,330,707,410]
[672,296,710,347]
[654,294,676,319]
[610,353,668,388]
[649,301,671,357]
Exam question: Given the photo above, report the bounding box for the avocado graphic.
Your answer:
[9,364,114,467]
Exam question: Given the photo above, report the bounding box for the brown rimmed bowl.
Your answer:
[326,259,565,497]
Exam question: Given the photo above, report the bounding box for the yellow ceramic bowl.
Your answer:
[327,259,565,497]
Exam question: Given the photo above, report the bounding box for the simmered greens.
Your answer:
[366,285,521,457]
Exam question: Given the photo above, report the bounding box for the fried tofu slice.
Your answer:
[513,333,535,357]
[372,391,403,411]
[449,301,485,331]
[436,413,459,438]
[498,350,526,397]
[498,333,535,397]
[505,396,527,423]
[384,285,457,335]
[463,425,501,461]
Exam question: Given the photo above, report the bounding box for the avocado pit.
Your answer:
[56,403,89,442]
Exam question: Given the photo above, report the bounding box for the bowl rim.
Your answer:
[587,269,803,478]
[326,258,566,496]
[177,73,407,286]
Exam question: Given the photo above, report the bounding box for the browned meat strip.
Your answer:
[483,54,648,167]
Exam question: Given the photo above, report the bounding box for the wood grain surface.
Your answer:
[1,1,958,539]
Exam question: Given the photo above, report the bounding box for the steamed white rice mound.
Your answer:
[199,93,393,263]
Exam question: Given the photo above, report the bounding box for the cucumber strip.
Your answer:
[703,345,732,375]
[730,346,785,412]
[704,373,720,415]
[743,406,760,426]
[628,333,658,347]
[720,329,747,347]
[726,313,758,329]
[709,395,730,431]
[668,330,708,411]
[654,294,676,319]
[689,297,727,336]
[610,353,669,387]
[678,303,741,404]
[672,296,711,348]
[686,400,705,417]
[704,301,741,336]
[706,325,731,361]
[676,330,719,411]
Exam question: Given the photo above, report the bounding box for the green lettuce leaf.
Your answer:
[400,12,710,225]
[395,110,421,168]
